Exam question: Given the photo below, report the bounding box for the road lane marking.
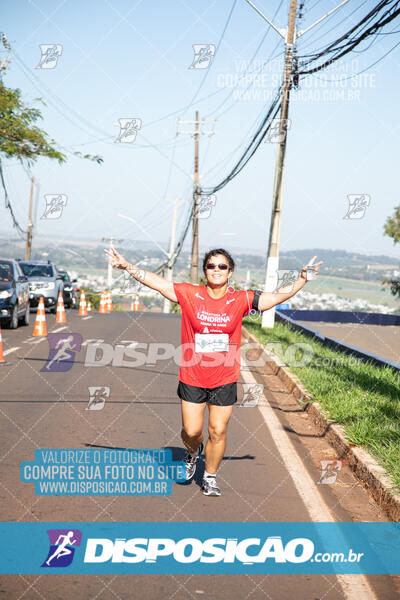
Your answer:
[3,347,19,356]
[23,337,45,344]
[82,316,92,320]
[241,363,377,600]
[52,326,67,332]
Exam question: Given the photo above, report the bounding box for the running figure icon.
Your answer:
[44,335,78,371]
[45,531,77,566]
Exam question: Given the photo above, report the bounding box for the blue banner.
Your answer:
[0,522,399,574]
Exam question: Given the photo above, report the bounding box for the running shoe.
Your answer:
[184,442,204,480]
[201,476,221,496]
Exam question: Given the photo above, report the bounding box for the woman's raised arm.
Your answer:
[258,255,323,312]
[104,246,178,302]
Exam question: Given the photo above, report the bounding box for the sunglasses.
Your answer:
[206,263,229,270]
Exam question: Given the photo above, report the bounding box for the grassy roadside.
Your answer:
[243,317,400,491]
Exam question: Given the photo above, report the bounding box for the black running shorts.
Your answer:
[177,381,237,406]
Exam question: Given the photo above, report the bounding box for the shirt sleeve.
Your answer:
[173,282,194,307]
[242,290,256,316]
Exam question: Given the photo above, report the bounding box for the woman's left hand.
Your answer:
[104,246,129,270]
[300,255,323,280]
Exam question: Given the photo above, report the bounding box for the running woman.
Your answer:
[105,246,322,496]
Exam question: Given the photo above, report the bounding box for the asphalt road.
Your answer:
[0,309,398,599]
[297,321,400,364]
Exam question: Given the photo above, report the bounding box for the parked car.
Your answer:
[18,260,63,314]
[57,269,78,308]
[0,259,30,328]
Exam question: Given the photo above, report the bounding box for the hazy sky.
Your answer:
[1,0,399,259]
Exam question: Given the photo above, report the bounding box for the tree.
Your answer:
[384,206,400,244]
[0,72,102,236]
[0,81,102,165]
[383,206,400,300]
[0,82,66,163]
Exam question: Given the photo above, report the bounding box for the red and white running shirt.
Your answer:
[173,282,255,388]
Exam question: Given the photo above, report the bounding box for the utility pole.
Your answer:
[102,237,123,289]
[191,111,200,283]
[163,197,180,313]
[25,176,34,260]
[178,113,216,284]
[262,0,297,328]
[245,0,349,328]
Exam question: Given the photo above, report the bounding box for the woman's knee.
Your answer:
[182,426,202,440]
[208,425,227,443]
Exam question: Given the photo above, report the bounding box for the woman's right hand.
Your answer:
[104,246,129,270]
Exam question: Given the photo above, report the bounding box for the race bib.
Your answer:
[195,333,229,353]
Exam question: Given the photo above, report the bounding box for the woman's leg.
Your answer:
[205,404,233,474]
[180,399,206,454]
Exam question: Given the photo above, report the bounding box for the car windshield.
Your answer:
[0,262,12,281]
[20,263,53,278]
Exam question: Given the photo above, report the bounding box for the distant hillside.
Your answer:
[280,249,400,269]
[0,238,398,282]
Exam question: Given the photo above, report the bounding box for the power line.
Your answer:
[151,183,195,275]
[142,56,282,131]
[13,51,112,142]
[308,21,400,83]
[199,121,216,171]
[156,0,400,274]
[298,0,400,75]
[154,195,193,274]
[196,3,285,179]
[12,4,273,139]
[298,0,369,53]
[338,36,400,76]
[9,50,194,272]
[14,53,195,184]
[305,0,325,12]
[205,0,285,119]
[201,86,281,195]
[181,0,238,117]
[142,15,284,129]
[201,99,273,182]
[124,0,241,132]
[138,129,179,224]
[149,0,239,260]
[207,44,284,119]
[13,50,192,155]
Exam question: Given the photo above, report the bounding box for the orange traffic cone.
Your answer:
[106,290,113,312]
[99,291,107,314]
[33,297,47,337]
[0,323,11,366]
[133,295,140,312]
[56,291,67,324]
[78,290,88,317]
[104,291,110,313]
[87,301,92,312]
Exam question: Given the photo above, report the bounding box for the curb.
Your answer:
[243,326,400,522]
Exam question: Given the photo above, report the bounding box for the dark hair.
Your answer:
[202,248,235,273]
